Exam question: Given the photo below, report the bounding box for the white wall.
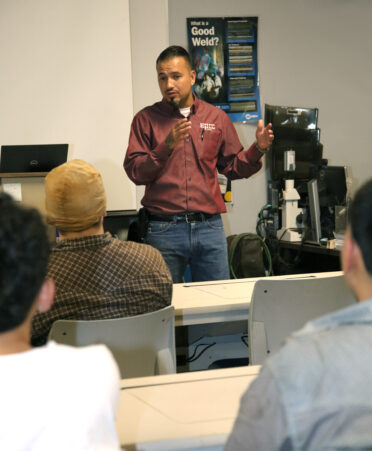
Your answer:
[0,0,135,210]
[3,0,370,224]
[129,0,169,115]
[129,0,169,209]
[167,0,372,235]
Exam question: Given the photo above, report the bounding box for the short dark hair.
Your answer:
[348,179,372,275]
[0,193,50,333]
[156,45,192,69]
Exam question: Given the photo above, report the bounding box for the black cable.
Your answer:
[185,340,205,361]
[240,334,248,347]
[256,204,272,239]
[186,342,216,363]
[256,218,266,238]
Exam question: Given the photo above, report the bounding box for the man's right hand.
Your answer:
[165,118,192,151]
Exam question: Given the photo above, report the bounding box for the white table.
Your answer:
[172,271,343,326]
[172,271,343,371]
[116,365,261,450]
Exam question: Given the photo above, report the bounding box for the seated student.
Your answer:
[226,179,372,450]
[0,193,120,450]
[32,159,172,346]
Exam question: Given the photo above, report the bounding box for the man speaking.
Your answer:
[124,45,273,282]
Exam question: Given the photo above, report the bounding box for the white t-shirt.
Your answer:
[179,107,191,118]
[0,341,120,450]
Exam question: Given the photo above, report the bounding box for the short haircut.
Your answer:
[348,178,372,275]
[0,193,50,333]
[156,45,192,69]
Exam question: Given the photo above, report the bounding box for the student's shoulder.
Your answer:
[50,343,120,396]
[47,342,118,374]
[265,333,324,401]
[112,238,164,262]
[45,343,120,435]
[104,238,169,279]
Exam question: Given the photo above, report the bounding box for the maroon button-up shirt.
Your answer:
[124,96,263,214]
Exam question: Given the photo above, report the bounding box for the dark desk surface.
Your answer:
[268,239,341,257]
[266,238,341,275]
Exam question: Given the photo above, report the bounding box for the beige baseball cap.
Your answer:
[45,159,106,232]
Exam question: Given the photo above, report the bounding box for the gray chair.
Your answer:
[48,306,176,378]
[249,275,357,365]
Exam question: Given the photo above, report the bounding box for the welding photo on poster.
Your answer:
[187,17,261,123]
[188,18,226,104]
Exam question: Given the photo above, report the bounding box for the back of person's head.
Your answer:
[45,159,106,233]
[156,45,192,69]
[0,193,50,333]
[348,178,372,275]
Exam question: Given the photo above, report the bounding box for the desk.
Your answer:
[172,271,343,326]
[173,278,255,327]
[172,271,342,371]
[116,365,261,451]
[266,239,341,275]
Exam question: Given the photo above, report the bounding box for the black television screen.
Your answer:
[265,104,318,130]
[268,127,323,181]
[265,104,322,181]
[0,144,68,173]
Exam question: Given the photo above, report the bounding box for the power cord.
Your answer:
[241,334,248,348]
[186,342,216,363]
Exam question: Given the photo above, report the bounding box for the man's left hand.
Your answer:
[256,119,274,152]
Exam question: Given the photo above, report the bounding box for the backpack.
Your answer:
[227,233,272,278]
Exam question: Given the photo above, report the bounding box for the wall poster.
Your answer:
[187,17,261,123]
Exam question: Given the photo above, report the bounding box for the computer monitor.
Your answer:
[303,166,348,241]
[265,104,318,130]
[318,165,348,207]
[306,178,322,245]
[0,144,68,173]
[268,127,323,181]
[264,104,323,182]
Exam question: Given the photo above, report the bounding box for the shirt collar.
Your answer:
[53,232,113,251]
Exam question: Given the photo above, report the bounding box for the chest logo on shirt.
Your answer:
[200,122,216,131]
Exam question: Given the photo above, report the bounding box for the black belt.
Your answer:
[148,212,215,223]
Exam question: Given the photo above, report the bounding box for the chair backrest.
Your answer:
[48,306,176,378]
[249,275,357,365]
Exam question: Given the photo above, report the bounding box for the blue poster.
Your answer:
[187,17,261,123]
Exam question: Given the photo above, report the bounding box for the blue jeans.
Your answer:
[145,214,230,283]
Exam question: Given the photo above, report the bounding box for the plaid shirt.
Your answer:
[31,233,172,346]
